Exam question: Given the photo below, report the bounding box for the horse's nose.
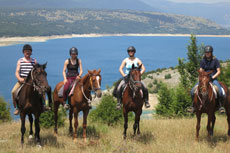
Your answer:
[96,89,102,98]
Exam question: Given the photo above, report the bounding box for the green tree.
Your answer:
[0,97,12,122]
[178,34,204,89]
[89,94,133,126]
[219,62,230,87]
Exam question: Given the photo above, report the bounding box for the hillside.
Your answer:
[1,116,230,152]
[0,8,229,37]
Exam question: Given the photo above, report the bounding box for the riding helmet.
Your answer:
[69,47,78,55]
[127,46,136,53]
[204,45,213,53]
[22,44,32,53]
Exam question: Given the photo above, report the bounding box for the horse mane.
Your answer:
[80,73,90,85]
[25,70,32,83]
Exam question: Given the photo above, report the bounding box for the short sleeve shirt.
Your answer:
[200,58,220,77]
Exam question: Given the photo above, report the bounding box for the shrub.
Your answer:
[147,75,153,79]
[153,79,158,85]
[0,96,11,122]
[164,74,172,79]
[89,94,133,126]
[147,83,153,88]
[40,105,66,128]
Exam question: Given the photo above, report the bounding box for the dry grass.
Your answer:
[1,115,230,153]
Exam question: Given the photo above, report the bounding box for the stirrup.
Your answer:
[219,107,225,114]
[145,102,150,108]
[116,103,121,110]
[64,104,69,110]
[187,106,195,113]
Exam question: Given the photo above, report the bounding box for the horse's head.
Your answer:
[198,69,213,100]
[129,64,142,91]
[30,63,49,95]
[88,69,102,98]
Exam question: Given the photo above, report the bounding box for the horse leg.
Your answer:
[34,113,41,146]
[210,114,216,137]
[69,105,73,135]
[73,109,79,143]
[28,114,33,139]
[53,101,60,135]
[123,110,128,140]
[47,86,52,108]
[196,112,201,140]
[133,111,141,136]
[83,109,89,142]
[226,106,230,136]
[207,113,213,138]
[20,113,26,147]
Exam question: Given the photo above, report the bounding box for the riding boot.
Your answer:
[219,97,225,114]
[13,96,19,115]
[187,95,196,113]
[116,84,124,110]
[142,86,150,108]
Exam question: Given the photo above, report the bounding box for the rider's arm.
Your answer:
[119,59,126,77]
[63,59,68,84]
[212,68,221,80]
[15,60,24,83]
[138,59,146,75]
[77,59,83,80]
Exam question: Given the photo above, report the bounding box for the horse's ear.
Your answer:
[88,69,93,75]
[205,70,213,76]
[132,64,135,69]
[97,68,101,74]
[138,64,142,70]
[43,62,47,69]
[34,63,39,69]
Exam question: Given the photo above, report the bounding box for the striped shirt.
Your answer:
[18,57,36,78]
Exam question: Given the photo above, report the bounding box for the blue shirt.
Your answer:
[200,57,220,77]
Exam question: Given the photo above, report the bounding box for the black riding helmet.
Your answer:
[127,46,136,53]
[204,45,213,53]
[69,47,78,55]
[22,44,32,53]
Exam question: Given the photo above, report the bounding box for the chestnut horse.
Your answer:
[122,64,144,139]
[17,63,52,147]
[194,70,230,140]
[53,69,102,142]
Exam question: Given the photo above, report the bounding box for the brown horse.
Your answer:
[53,69,102,142]
[17,63,52,147]
[122,64,144,139]
[194,70,230,140]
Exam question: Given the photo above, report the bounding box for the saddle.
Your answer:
[194,83,226,99]
[14,84,24,101]
[58,81,77,98]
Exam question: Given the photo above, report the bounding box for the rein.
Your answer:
[81,74,101,104]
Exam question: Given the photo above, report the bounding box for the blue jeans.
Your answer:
[191,80,223,98]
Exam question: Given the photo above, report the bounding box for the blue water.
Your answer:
[0,36,230,117]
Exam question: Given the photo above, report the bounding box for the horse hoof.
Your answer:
[29,135,33,139]
[37,144,42,148]
[53,132,57,137]
[83,138,88,143]
[73,138,77,143]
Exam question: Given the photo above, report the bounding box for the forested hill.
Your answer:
[0,8,230,37]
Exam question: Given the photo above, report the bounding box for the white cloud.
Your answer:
[168,0,230,3]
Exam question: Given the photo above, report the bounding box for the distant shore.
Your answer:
[0,33,230,47]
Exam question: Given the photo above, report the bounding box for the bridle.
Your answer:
[129,69,142,93]
[81,73,101,102]
[25,68,48,95]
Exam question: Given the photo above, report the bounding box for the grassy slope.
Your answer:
[1,115,230,153]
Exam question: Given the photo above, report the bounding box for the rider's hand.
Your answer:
[18,77,25,83]
[63,79,68,85]
[76,76,81,80]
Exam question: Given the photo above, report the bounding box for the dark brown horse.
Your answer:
[53,69,102,142]
[122,64,144,139]
[17,63,52,147]
[194,70,230,140]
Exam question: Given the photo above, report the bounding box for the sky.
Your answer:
[168,0,230,3]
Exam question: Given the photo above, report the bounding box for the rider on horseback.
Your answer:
[189,45,225,113]
[62,47,83,109]
[11,44,50,115]
[115,46,150,109]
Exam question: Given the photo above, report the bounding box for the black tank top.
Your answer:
[66,58,79,77]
